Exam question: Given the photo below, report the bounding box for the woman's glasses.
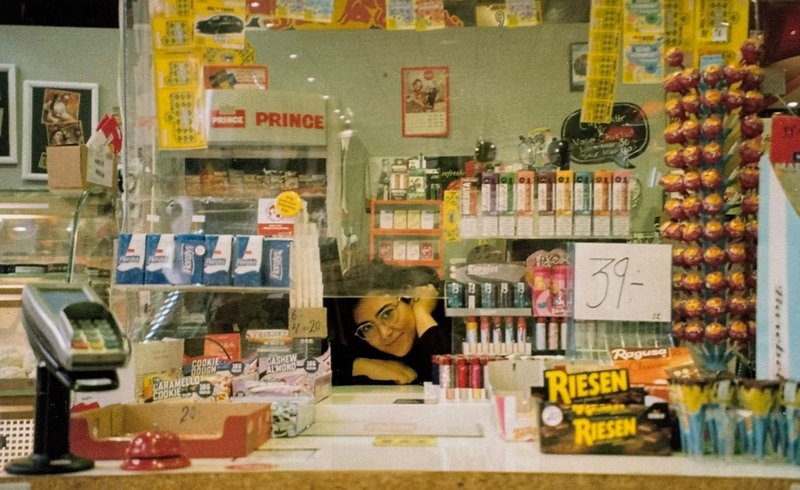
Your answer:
[355,298,402,341]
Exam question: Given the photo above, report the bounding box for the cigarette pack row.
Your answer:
[459,168,631,238]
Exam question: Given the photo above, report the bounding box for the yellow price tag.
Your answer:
[373,435,437,447]
[275,191,302,218]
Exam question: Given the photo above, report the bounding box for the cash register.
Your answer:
[4,284,130,475]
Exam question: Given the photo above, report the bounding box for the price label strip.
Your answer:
[573,242,672,322]
[373,435,437,447]
[288,307,328,338]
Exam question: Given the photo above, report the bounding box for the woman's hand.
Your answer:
[353,358,418,384]
[410,284,439,337]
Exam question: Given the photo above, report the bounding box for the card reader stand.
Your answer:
[4,285,129,475]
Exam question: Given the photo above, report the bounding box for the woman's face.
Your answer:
[353,295,416,357]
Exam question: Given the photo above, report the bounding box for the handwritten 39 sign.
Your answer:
[573,243,671,322]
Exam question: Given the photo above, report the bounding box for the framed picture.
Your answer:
[570,42,589,92]
[0,64,17,164]
[22,80,98,181]
[402,66,450,138]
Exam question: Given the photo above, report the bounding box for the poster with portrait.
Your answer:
[22,80,98,181]
[402,66,449,138]
[0,65,16,164]
[570,42,589,92]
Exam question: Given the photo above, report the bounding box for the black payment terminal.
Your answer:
[4,284,130,475]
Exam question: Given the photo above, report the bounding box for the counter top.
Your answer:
[2,386,799,489]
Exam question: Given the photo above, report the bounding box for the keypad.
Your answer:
[70,318,122,352]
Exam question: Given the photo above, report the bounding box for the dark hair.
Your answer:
[341,260,441,297]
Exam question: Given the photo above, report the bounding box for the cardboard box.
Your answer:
[46,144,118,194]
[70,402,270,459]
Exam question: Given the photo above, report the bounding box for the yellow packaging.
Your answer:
[194,0,246,50]
[151,16,195,51]
[693,0,749,66]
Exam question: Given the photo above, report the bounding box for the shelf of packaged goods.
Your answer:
[371,228,440,236]
[382,259,441,269]
[372,199,440,206]
[111,285,291,294]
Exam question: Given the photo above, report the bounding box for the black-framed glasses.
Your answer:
[354,298,402,341]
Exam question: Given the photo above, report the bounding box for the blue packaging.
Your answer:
[144,234,175,285]
[116,233,146,284]
[175,234,204,285]
[204,234,233,286]
[234,235,264,287]
[264,238,291,288]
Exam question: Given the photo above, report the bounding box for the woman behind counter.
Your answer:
[329,262,450,385]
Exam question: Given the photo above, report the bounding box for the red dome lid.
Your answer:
[120,426,191,471]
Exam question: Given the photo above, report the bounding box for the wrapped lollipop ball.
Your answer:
[725,217,746,240]
[704,321,728,344]
[742,64,765,90]
[728,271,747,291]
[672,298,685,318]
[683,170,702,191]
[664,122,685,144]
[665,47,685,68]
[726,242,747,263]
[728,294,749,316]
[705,270,727,292]
[681,145,703,169]
[665,98,685,120]
[702,64,724,87]
[747,294,758,314]
[728,320,750,342]
[659,173,684,192]
[701,143,723,167]
[724,88,745,111]
[681,119,701,141]
[664,149,684,169]
[681,195,702,219]
[672,246,686,266]
[681,68,701,91]
[672,272,685,290]
[739,139,762,164]
[742,194,759,215]
[682,245,704,268]
[740,114,764,138]
[660,220,683,240]
[683,319,705,343]
[740,38,764,65]
[745,219,759,240]
[704,296,726,318]
[701,88,724,112]
[682,273,704,293]
[739,165,759,189]
[703,245,727,267]
[672,320,687,339]
[703,220,725,242]
[682,221,703,242]
[702,193,725,215]
[664,71,685,93]
[701,115,724,140]
[746,270,758,289]
[683,296,705,316]
[742,90,766,115]
[723,64,744,85]
[664,197,685,219]
[681,93,701,115]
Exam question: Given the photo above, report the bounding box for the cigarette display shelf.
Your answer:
[111,284,290,294]
[445,307,530,317]
[368,199,444,276]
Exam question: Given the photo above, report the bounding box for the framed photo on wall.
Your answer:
[22,80,98,181]
[402,66,450,138]
[0,64,17,164]
[570,42,589,92]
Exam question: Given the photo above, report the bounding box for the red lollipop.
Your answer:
[659,173,684,192]
[701,88,724,112]
[701,142,723,165]
[700,167,723,190]
[664,122,685,144]
[682,170,701,191]
[728,320,749,342]
[701,115,724,140]
[724,88,745,111]
[726,242,747,263]
[728,271,747,291]
[725,217,746,240]
[665,47,685,68]
[683,295,704,315]
[664,197,685,219]
[745,219,759,240]
[681,93,701,115]
[704,270,727,292]
[672,272,685,290]
[672,246,686,266]
[672,298,685,317]
[681,119,701,141]
[742,90,766,115]
[741,114,764,138]
[664,149,684,169]
[742,194,759,215]
[702,64,724,88]
[683,319,705,342]
[704,321,728,344]
[704,296,726,318]
[723,64,744,85]
[682,221,703,242]
[742,65,765,90]
[703,220,725,242]
[682,245,704,268]
[681,145,702,168]
[681,68,701,91]
[665,98,684,120]
[672,321,687,339]
[682,195,702,218]
[703,245,727,267]
[727,294,749,316]
[739,139,762,164]
[664,71,685,93]
[740,38,764,65]
[702,193,725,215]
[739,166,759,189]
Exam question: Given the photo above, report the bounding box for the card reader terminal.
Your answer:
[21,284,129,373]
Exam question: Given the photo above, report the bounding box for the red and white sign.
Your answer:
[257,198,295,237]
[206,90,327,147]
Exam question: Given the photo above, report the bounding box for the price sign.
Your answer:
[288,307,328,338]
[573,243,671,322]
